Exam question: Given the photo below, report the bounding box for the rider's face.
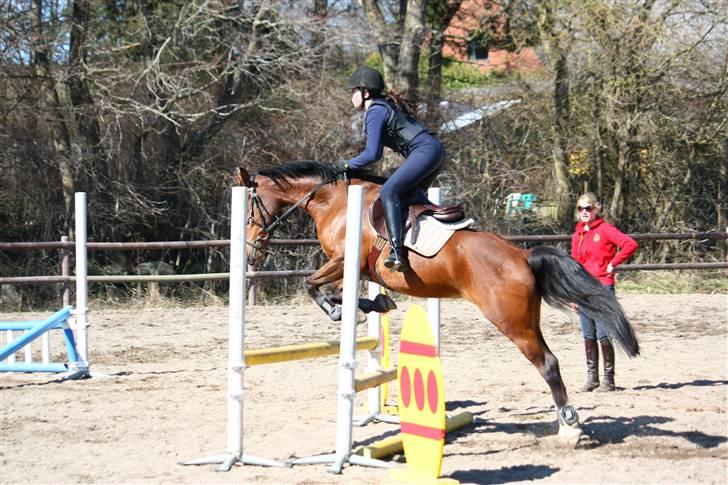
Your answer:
[351,88,366,109]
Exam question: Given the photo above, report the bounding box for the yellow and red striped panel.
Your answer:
[397,304,446,479]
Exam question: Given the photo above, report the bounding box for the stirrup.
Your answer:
[384,248,409,272]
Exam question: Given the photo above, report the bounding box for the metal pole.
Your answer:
[331,184,364,473]
[180,188,286,470]
[227,186,246,465]
[74,193,89,366]
[427,187,442,350]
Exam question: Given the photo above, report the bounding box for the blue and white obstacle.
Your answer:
[1,192,90,379]
[0,307,84,374]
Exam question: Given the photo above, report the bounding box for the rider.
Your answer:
[340,66,446,273]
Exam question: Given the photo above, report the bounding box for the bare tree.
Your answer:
[360,0,428,95]
[426,0,463,104]
[536,0,574,227]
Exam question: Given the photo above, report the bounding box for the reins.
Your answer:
[247,171,347,257]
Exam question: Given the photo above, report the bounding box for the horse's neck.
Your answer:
[304,182,348,227]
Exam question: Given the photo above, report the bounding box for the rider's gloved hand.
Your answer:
[337,160,350,172]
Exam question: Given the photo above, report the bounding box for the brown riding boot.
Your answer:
[581,339,600,392]
[596,339,616,391]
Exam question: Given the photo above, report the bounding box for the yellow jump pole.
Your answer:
[355,411,473,460]
[244,336,378,366]
[354,367,397,393]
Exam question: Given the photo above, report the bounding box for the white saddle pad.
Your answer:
[404,215,475,257]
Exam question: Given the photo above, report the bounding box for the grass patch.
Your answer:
[618,270,728,294]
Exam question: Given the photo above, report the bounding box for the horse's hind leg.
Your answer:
[476,292,582,442]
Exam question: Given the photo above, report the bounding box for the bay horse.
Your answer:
[235,160,639,439]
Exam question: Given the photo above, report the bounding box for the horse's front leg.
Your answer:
[305,257,397,321]
[305,257,346,321]
[330,282,398,315]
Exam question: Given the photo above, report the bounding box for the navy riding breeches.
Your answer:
[379,133,445,205]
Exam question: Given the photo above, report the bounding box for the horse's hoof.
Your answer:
[357,298,373,313]
[329,305,342,321]
[557,423,583,447]
[372,294,397,313]
[556,405,582,447]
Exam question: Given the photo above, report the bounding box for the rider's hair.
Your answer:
[383,89,418,119]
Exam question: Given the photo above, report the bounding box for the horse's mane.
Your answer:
[258,160,386,186]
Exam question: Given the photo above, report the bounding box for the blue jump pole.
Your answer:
[0,307,72,361]
[0,363,70,373]
[1,192,90,378]
[0,320,66,331]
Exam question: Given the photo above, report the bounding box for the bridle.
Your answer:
[246,173,344,261]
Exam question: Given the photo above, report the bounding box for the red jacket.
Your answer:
[571,217,638,285]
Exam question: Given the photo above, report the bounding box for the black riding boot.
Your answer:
[581,339,600,392]
[382,197,409,273]
[597,339,616,391]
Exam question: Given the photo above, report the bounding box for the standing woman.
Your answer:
[340,66,446,273]
[571,193,638,391]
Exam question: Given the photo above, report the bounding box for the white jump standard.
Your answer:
[288,185,395,474]
[1,192,90,379]
[180,187,288,471]
[181,185,398,474]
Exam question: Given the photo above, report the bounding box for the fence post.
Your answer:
[61,236,70,307]
[247,264,257,305]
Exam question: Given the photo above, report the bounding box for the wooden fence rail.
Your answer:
[1,232,725,287]
[1,232,726,251]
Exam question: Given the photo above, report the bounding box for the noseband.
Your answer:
[246,174,339,260]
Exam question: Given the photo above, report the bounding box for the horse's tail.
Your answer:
[527,246,639,357]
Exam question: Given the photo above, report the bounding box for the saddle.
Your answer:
[369,199,465,239]
[367,198,473,284]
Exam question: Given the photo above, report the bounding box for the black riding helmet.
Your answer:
[347,66,384,92]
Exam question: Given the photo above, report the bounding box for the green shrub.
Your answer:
[361,53,503,91]
[440,58,505,89]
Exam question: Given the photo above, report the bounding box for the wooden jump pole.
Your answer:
[354,368,398,393]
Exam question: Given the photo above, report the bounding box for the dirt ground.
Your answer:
[1,293,726,484]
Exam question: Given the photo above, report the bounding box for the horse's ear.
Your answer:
[234,167,251,187]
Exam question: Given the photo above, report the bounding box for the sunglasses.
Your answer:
[577,205,593,212]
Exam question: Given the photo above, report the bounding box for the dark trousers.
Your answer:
[579,285,615,341]
[379,134,445,206]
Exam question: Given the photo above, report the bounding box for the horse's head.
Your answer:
[234,167,281,266]
[234,161,351,266]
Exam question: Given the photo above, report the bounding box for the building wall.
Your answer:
[442,0,544,74]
